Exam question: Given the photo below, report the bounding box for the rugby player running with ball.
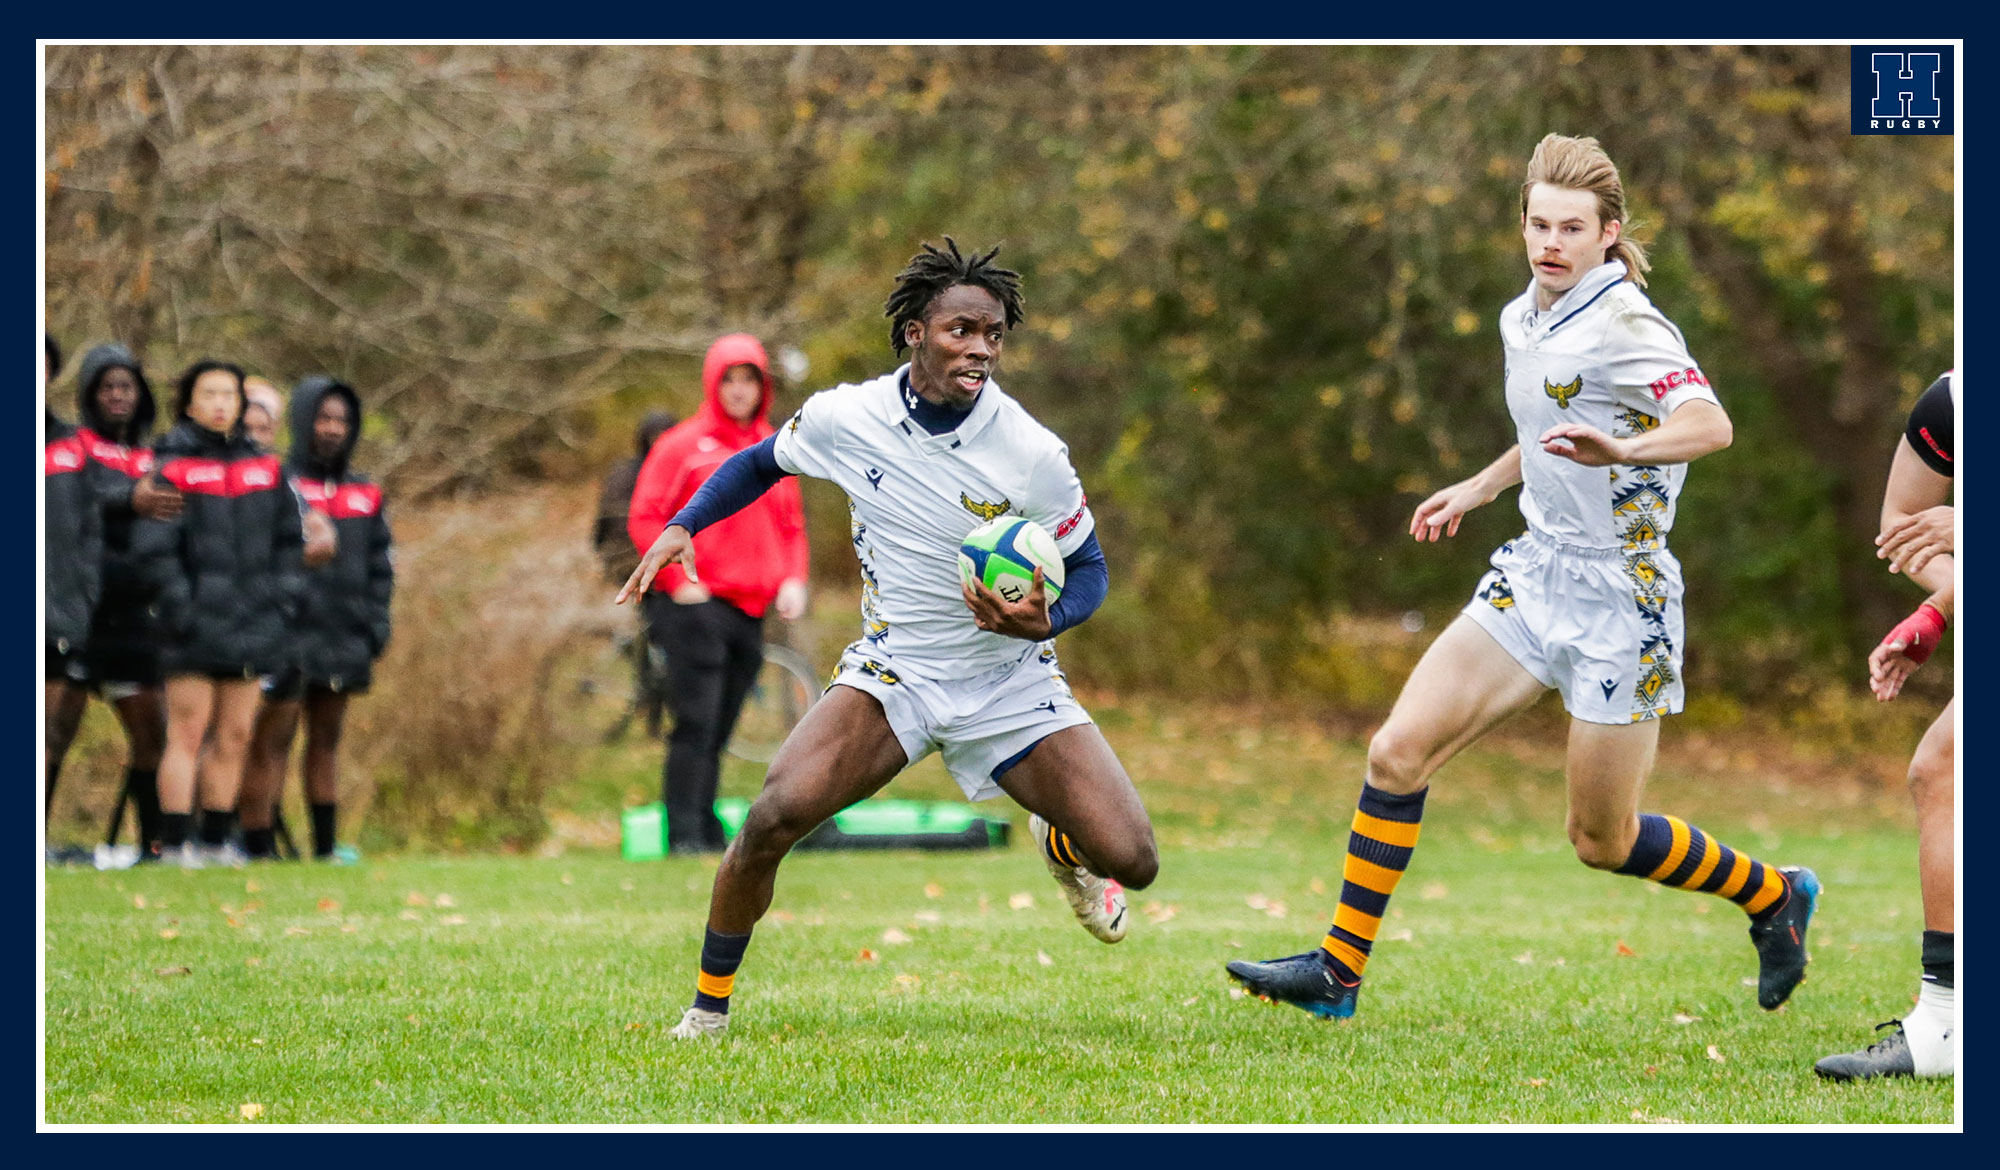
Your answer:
[1227,135,1818,1021]
[620,239,1158,1040]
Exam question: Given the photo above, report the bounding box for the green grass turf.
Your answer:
[43,701,1955,1124]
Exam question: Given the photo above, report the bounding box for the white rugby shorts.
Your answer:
[829,640,1093,801]
[1462,532,1687,725]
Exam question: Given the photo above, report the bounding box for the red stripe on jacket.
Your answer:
[45,434,89,475]
[296,478,383,519]
[158,455,286,497]
[76,428,155,478]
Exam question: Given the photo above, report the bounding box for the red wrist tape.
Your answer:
[1882,603,1948,665]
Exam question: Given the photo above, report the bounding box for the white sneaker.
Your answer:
[1028,814,1127,943]
[668,1007,729,1040]
[203,842,249,868]
[163,842,206,869]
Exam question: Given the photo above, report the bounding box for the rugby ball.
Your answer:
[959,517,1065,605]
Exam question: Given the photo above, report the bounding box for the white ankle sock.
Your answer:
[1905,981,1956,1077]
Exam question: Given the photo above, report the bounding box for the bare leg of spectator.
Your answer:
[44,682,88,822]
[195,680,263,853]
[303,691,350,858]
[238,697,302,859]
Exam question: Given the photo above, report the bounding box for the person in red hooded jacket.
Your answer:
[628,334,809,853]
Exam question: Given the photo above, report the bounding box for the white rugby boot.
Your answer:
[1028,814,1128,943]
[668,1007,729,1041]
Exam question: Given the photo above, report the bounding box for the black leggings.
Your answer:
[647,595,765,849]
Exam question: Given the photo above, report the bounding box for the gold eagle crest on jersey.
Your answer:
[1544,375,1582,409]
[959,493,1012,522]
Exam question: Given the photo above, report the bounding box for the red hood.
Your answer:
[699,333,774,434]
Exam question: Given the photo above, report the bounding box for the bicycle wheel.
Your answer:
[546,627,639,743]
[726,644,821,763]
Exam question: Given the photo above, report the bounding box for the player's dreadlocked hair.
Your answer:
[883,237,1025,355]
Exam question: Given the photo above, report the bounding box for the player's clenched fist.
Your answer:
[617,524,698,605]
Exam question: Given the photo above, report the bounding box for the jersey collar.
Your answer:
[886,362,1003,454]
[1522,259,1626,336]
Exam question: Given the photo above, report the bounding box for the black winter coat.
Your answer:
[44,411,104,653]
[132,420,305,677]
[287,377,394,682]
[74,343,160,655]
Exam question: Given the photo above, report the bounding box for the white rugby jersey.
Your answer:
[1500,260,1720,552]
[773,365,1096,677]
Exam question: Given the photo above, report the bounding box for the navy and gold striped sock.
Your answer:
[1319,784,1427,984]
[692,927,752,1014]
[1042,822,1085,870]
[1615,814,1789,919]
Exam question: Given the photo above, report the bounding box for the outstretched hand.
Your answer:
[1538,423,1630,467]
[1411,480,1487,542]
[962,566,1053,640]
[617,525,697,605]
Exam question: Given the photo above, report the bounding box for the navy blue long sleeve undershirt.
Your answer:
[666,434,1110,637]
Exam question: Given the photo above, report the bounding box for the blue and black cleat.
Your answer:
[1225,950,1361,1019]
[1749,865,1820,1010]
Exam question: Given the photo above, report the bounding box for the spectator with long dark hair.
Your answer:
[133,360,304,865]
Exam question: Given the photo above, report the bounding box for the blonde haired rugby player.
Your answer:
[1226,134,1819,1022]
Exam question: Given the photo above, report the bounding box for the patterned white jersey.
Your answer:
[773,365,1096,678]
[1500,259,1719,552]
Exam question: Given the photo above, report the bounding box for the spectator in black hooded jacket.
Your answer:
[46,342,180,853]
[44,334,103,825]
[237,376,392,861]
[133,360,304,865]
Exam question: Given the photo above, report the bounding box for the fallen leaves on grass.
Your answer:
[1181,996,1199,1006]
[435,894,457,908]
[1309,877,1327,895]
[317,898,340,913]
[881,928,912,944]
[244,880,260,893]
[1706,1045,1726,1063]
[133,895,147,909]
[1421,882,1449,900]
[1246,894,1270,910]
[244,957,262,967]
[438,915,468,926]
[399,910,422,921]
[340,924,358,934]
[225,916,245,929]
[239,1103,264,1121]
[923,882,944,899]
[1228,987,1248,1000]
[892,973,921,991]
[1142,902,1178,924]
[1385,928,1414,943]
[560,873,574,885]
[1524,1078,1547,1088]
[1673,1013,1701,1025]
[404,892,428,907]
[625,1022,645,1032]
[159,929,179,940]
[1008,893,1034,910]
[856,949,878,963]
[1036,951,1054,967]
[285,927,311,936]
[154,966,191,978]
[1513,950,1534,964]
[912,910,941,925]
[1616,940,1637,957]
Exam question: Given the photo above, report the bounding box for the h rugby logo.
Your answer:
[1852,45,1954,135]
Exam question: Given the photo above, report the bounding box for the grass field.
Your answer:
[42,699,1955,1125]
